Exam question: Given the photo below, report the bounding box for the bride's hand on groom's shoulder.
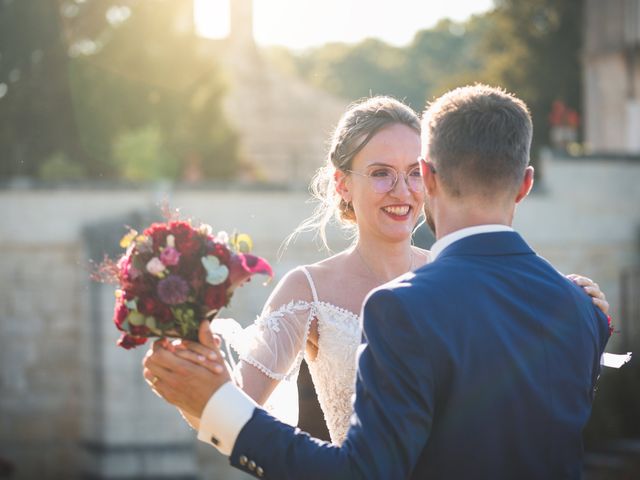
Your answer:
[141,322,232,418]
[567,273,610,315]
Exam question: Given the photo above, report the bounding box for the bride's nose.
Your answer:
[390,172,411,197]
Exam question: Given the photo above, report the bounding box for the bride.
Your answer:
[148,96,609,445]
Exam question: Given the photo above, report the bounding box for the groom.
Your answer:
[144,85,610,479]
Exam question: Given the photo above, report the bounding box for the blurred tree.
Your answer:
[476,0,584,156]
[285,17,490,112]
[0,0,239,181]
[404,16,491,108]
[295,39,408,105]
[69,0,239,180]
[112,125,177,181]
[285,0,582,161]
[38,152,86,181]
[0,0,83,178]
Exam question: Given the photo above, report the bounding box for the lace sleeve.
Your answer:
[222,267,317,426]
[231,300,316,382]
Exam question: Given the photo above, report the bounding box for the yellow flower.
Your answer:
[233,233,253,253]
[119,229,138,248]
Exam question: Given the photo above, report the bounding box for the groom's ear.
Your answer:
[515,166,535,204]
[419,157,437,195]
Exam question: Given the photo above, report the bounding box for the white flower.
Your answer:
[146,257,166,277]
[201,255,229,285]
[215,231,229,245]
[199,223,213,236]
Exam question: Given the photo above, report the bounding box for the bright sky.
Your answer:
[194,0,494,49]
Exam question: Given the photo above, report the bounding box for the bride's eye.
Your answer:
[409,168,421,177]
[370,168,393,177]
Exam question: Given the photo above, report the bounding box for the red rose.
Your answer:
[177,235,202,257]
[114,298,129,331]
[203,285,229,312]
[154,304,174,324]
[179,259,205,291]
[130,324,151,337]
[138,296,159,315]
[144,223,170,251]
[137,295,174,324]
[207,241,232,264]
[167,221,202,257]
[117,334,147,350]
[122,278,153,298]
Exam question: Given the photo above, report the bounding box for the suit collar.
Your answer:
[434,230,535,260]
[430,225,514,261]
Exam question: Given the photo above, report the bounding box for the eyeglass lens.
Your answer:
[370,167,423,193]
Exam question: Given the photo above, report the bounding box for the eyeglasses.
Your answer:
[346,166,424,194]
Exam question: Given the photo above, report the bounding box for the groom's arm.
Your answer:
[202,287,436,479]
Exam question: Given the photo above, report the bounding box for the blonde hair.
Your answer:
[283,96,420,252]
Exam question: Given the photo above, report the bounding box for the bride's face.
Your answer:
[341,123,424,244]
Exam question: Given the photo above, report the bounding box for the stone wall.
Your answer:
[1,154,639,478]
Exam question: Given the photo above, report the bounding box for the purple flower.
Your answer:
[160,247,181,266]
[157,274,189,305]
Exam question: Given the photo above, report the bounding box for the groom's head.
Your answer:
[420,84,534,236]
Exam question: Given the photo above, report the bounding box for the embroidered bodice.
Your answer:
[305,301,361,445]
[232,267,362,445]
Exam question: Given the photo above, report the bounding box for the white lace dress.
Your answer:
[231,267,362,445]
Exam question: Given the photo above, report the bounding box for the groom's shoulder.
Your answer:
[379,262,456,303]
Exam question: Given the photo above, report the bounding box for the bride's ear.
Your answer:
[334,170,352,203]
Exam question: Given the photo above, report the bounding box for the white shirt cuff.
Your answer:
[197,381,257,455]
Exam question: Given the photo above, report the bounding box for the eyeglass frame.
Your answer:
[345,163,425,194]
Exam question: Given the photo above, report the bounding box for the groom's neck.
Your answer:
[434,198,516,240]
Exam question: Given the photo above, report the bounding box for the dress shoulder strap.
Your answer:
[298,266,319,303]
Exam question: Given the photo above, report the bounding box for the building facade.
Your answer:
[584,0,640,153]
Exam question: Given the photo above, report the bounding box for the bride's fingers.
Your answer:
[568,275,605,297]
[584,285,605,300]
[173,348,224,374]
[568,274,592,286]
[172,339,219,361]
[592,297,610,315]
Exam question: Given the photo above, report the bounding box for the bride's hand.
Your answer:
[567,274,609,315]
[171,335,229,376]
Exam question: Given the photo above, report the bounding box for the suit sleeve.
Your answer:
[228,287,436,479]
[591,305,611,395]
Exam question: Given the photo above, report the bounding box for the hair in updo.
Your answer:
[283,96,420,252]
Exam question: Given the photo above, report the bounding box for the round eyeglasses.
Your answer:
[346,166,423,194]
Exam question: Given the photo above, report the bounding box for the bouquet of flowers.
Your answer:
[95,220,272,349]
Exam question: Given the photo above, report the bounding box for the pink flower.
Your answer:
[146,257,166,276]
[228,253,274,288]
[157,274,189,305]
[118,253,141,280]
[160,247,181,266]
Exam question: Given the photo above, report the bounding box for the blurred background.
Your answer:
[1,0,639,478]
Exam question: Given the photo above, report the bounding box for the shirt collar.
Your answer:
[430,224,514,261]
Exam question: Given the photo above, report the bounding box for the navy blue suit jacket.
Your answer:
[230,232,610,479]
